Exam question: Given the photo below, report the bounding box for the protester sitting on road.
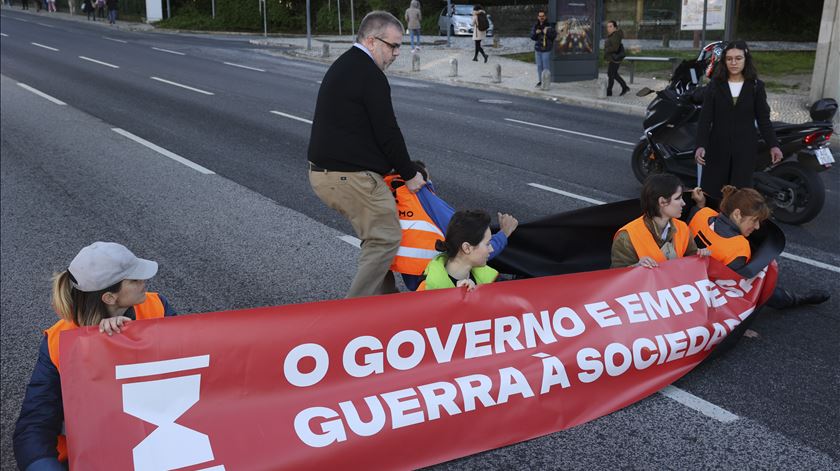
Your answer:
[611,173,709,268]
[13,242,176,470]
[690,185,829,308]
[386,161,517,291]
[417,209,499,291]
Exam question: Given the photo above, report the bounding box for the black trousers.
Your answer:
[607,61,627,94]
[473,40,486,59]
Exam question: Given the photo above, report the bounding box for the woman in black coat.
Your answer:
[695,41,782,199]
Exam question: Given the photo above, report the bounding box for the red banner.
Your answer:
[61,257,776,470]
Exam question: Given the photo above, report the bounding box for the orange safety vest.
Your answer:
[384,174,445,275]
[688,207,751,265]
[615,216,690,263]
[43,292,165,462]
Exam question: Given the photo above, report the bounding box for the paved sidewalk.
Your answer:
[253,34,819,126]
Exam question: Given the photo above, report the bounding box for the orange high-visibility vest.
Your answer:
[689,207,751,265]
[384,174,445,275]
[615,216,690,263]
[43,292,165,462]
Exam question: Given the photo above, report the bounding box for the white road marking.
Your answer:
[10,17,31,22]
[223,61,266,72]
[17,82,66,105]
[79,56,119,69]
[0,33,9,37]
[31,42,59,51]
[152,47,185,56]
[659,386,740,423]
[150,76,214,95]
[528,182,606,205]
[338,235,361,247]
[35,22,55,28]
[111,128,215,174]
[103,36,128,43]
[505,118,635,146]
[780,252,840,273]
[269,110,312,124]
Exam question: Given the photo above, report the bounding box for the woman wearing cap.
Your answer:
[694,40,782,199]
[13,242,176,471]
[417,209,498,291]
[611,173,709,268]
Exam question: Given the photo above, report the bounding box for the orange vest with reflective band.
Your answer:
[43,292,165,462]
[616,216,690,263]
[688,207,751,265]
[384,174,445,275]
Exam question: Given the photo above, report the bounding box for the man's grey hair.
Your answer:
[357,11,404,43]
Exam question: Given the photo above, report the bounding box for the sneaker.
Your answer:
[620,87,630,96]
[536,82,542,87]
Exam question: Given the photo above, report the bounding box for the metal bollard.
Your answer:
[411,53,420,72]
[492,35,500,48]
[540,70,551,90]
[449,58,458,77]
[492,64,501,83]
[321,43,330,58]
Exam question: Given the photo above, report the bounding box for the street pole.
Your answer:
[337,0,342,36]
[701,0,708,45]
[350,0,355,38]
[166,0,170,18]
[306,0,312,50]
[262,0,267,37]
[446,0,452,47]
[211,0,215,19]
[723,0,735,41]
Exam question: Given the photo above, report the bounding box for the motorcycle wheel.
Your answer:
[767,162,825,225]
[631,141,664,183]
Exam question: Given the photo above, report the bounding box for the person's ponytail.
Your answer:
[51,271,75,323]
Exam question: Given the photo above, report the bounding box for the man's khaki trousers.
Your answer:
[309,168,400,298]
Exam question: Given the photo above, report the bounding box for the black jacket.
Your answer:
[695,79,778,197]
[530,21,557,52]
[307,47,415,180]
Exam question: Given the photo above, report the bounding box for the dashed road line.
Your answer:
[505,118,635,146]
[35,22,55,28]
[0,33,9,37]
[17,82,66,105]
[223,61,266,72]
[111,128,215,174]
[659,386,740,423]
[103,36,128,43]
[152,47,185,56]
[528,182,606,205]
[79,56,119,69]
[780,252,840,273]
[269,110,312,124]
[150,76,214,95]
[31,42,58,51]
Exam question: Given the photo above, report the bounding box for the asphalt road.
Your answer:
[1,10,838,470]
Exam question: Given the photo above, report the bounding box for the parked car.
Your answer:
[438,4,494,37]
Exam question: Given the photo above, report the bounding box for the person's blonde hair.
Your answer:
[719,185,770,222]
[51,271,122,326]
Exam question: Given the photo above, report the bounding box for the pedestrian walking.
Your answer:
[67,0,75,14]
[82,0,94,19]
[46,0,55,12]
[106,0,117,24]
[694,40,782,199]
[12,242,177,470]
[471,4,488,62]
[308,11,426,298]
[95,0,105,19]
[21,0,29,10]
[530,9,556,87]
[404,0,422,52]
[604,20,629,96]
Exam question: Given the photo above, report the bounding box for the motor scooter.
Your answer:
[632,42,836,225]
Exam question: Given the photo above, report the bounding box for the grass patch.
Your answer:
[500,49,816,79]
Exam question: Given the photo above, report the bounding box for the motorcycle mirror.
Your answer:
[636,87,653,97]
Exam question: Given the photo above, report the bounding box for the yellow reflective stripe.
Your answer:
[399,219,444,237]
[396,246,440,259]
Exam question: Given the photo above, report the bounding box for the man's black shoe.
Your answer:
[536,82,542,87]
[797,290,830,305]
[620,87,630,96]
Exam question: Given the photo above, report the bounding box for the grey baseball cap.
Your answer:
[68,242,158,292]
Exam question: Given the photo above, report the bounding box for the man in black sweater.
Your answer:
[308,11,425,298]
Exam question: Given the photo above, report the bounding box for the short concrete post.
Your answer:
[540,70,551,90]
[411,53,420,72]
[449,58,458,77]
[491,63,501,83]
[597,77,608,98]
[492,35,500,48]
[321,43,330,58]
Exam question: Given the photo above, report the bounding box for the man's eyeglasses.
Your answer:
[374,37,401,51]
